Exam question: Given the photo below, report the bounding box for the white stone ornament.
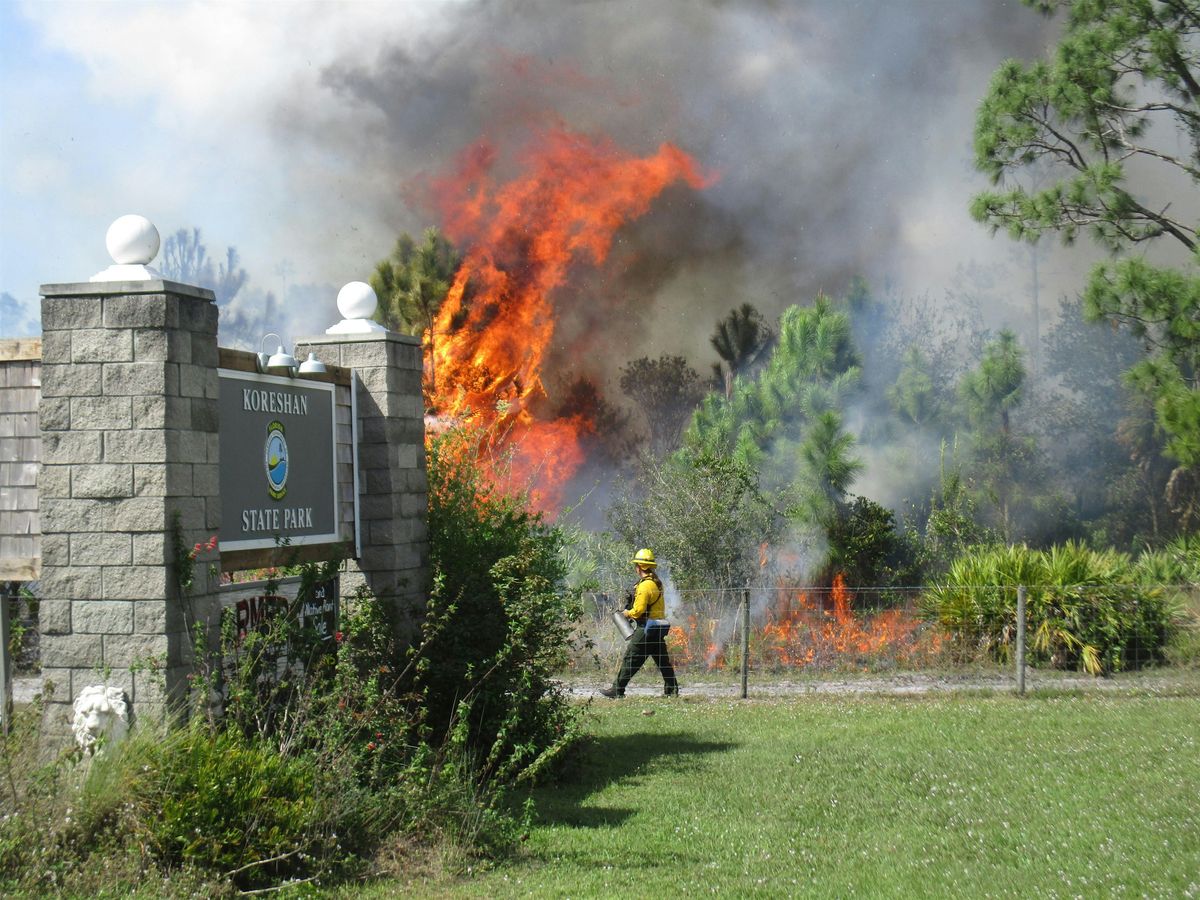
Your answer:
[106,214,160,263]
[72,685,131,755]
[326,281,388,334]
[91,214,164,282]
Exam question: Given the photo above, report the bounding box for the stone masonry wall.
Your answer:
[295,332,428,633]
[37,280,222,740]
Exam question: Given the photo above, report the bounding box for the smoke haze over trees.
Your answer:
[6,1,1076,371]
[11,1,1200,582]
[345,1,1200,587]
[306,1,1068,374]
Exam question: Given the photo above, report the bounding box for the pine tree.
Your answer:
[686,297,861,525]
[957,330,1036,540]
[369,227,460,336]
[887,346,939,427]
[971,0,1200,468]
[619,355,707,458]
[710,303,775,398]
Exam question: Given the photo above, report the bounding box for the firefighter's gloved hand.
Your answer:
[623,591,634,610]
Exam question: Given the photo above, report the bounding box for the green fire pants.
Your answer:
[613,623,679,695]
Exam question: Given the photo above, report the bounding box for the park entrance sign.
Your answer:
[218,369,339,552]
[23,215,428,746]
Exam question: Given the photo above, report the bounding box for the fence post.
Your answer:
[1016,584,1027,696]
[741,588,750,699]
[1,581,13,735]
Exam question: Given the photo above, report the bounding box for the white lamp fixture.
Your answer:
[268,346,298,373]
[258,332,297,375]
[298,352,327,375]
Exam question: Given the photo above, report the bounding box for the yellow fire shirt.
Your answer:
[626,575,665,621]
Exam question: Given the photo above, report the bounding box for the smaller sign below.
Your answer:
[221,576,339,644]
[233,593,286,638]
[299,579,339,643]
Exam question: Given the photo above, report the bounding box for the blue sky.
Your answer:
[1,1,1092,356]
[0,1,445,343]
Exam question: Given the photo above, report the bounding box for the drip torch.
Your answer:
[611,589,635,640]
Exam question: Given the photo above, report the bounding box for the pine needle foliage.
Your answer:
[686,297,862,527]
[370,227,460,337]
[971,0,1200,467]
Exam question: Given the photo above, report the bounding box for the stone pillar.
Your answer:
[37,273,221,741]
[294,328,428,634]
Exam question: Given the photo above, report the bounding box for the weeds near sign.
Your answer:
[0,426,586,894]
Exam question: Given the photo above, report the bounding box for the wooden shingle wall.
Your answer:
[0,339,41,581]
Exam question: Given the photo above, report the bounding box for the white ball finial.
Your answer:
[91,214,163,282]
[337,281,377,319]
[105,214,160,265]
[326,281,388,334]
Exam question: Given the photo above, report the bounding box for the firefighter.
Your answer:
[601,548,680,697]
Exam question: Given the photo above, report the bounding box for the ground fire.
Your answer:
[660,575,945,672]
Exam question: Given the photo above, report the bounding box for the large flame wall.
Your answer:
[425,128,711,510]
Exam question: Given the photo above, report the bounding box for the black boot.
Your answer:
[599,686,623,699]
[664,683,680,696]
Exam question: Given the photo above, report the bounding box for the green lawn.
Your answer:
[361,690,1200,898]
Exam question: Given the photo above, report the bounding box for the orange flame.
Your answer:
[426,128,710,511]
[759,574,930,668]
[664,573,946,672]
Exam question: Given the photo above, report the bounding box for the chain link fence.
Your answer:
[570,582,1200,692]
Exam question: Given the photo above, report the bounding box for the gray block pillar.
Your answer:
[37,277,221,741]
[294,331,428,636]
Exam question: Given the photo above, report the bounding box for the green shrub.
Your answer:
[424,424,583,787]
[922,541,1180,674]
[1133,533,1200,584]
[1165,621,1200,667]
[1,423,585,894]
[826,494,924,592]
[69,722,323,889]
[1,576,548,893]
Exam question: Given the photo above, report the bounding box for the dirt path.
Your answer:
[561,668,1200,699]
[13,670,1197,709]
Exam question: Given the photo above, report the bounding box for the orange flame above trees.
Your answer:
[426,128,710,511]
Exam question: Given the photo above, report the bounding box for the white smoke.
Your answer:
[10,0,1071,350]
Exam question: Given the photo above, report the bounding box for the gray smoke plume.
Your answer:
[279,0,1061,379]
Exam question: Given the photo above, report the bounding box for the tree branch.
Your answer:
[1114,141,1200,181]
[1098,99,1200,121]
[224,848,302,880]
[1027,106,1090,171]
[1160,0,1200,33]
[1147,1,1200,100]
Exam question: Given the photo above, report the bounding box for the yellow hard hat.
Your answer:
[631,548,657,568]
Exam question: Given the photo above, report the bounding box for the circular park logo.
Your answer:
[264,420,288,500]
